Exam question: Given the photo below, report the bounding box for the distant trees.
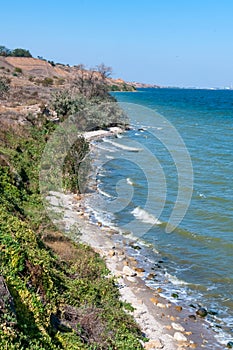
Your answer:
[11,48,32,57]
[0,45,32,57]
[0,46,11,56]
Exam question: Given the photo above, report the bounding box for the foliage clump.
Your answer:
[14,67,23,74]
[0,45,32,57]
[0,70,143,349]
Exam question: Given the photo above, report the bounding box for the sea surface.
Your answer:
[86,88,233,346]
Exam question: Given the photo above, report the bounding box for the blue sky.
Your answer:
[1,0,233,87]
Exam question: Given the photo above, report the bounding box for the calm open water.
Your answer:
[88,88,233,344]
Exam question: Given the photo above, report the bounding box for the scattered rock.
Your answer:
[171,322,185,332]
[128,257,138,265]
[144,339,164,349]
[208,310,218,316]
[150,297,159,305]
[118,249,125,256]
[157,303,166,309]
[185,331,192,336]
[122,265,137,277]
[132,245,141,250]
[196,307,208,318]
[172,293,179,299]
[126,276,137,283]
[174,332,188,342]
[147,273,156,280]
[175,306,183,312]
[188,315,196,320]
[165,325,172,330]
[227,342,233,349]
[134,267,145,273]
[154,264,162,269]
[108,249,115,257]
[157,287,163,293]
[73,194,81,200]
[118,255,126,262]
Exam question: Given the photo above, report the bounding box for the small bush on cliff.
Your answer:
[42,77,54,87]
[0,77,10,97]
[14,67,23,74]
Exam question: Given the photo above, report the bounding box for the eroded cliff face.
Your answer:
[0,56,136,89]
[0,57,133,126]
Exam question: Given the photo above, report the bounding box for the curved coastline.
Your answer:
[46,127,226,350]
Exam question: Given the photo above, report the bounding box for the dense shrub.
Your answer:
[14,67,22,74]
[42,77,54,87]
[0,77,10,97]
[11,48,32,57]
[0,45,32,57]
[51,90,128,131]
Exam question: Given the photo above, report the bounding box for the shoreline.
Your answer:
[46,128,225,350]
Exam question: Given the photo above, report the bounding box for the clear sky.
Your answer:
[1,0,233,87]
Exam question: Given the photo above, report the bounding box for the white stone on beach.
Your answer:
[122,265,137,277]
[126,276,137,283]
[144,339,164,349]
[157,303,166,309]
[171,322,185,332]
[173,332,187,342]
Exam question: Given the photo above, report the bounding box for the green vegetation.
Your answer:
[0,45,32,57]
[48,60,56,67]
[42,77,54,87]
[14,67,23,74]
[0,67,143,349]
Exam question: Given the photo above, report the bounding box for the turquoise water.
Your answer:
[89,89,233,344]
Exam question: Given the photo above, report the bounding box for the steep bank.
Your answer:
[0,62,143,348]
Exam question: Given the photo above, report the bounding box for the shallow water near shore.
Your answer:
[85,88,233,346]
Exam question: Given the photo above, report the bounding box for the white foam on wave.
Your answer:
[165,272,189,286]
[126,177,134,186]
[116,133,123,138]
[95,144,115,152]
[104,139,142,152]
[198,192,206,198]
[131,207,162,225]
[98,188,113,198]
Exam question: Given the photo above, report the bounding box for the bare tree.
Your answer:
[73,63,112,99]
[96,63,113,80]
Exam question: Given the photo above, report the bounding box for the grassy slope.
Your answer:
[0,94,143,349]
